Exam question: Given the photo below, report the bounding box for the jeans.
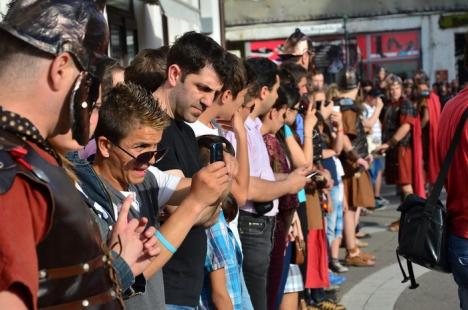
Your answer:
[238,210,275,310]
[448,234,468,310]
[240,271,254,310]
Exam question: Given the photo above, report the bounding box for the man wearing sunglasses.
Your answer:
[75,83,230,309]
[0,1,125,309]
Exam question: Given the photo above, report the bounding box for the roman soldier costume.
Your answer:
[0,1,123,309]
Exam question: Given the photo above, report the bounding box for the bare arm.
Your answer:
[393,123,411,141]
[248,172,308,202]
[284,135,312,168]
[231,116,250,206]
[166,177,191,206]
[144,163,230,278]
[210,268,234,310]
[362,99,384,128]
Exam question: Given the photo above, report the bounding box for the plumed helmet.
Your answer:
[280,28,310,56]
[0,0,109,76]
[337,66,359,91]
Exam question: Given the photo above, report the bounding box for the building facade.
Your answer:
[0,0,222,65]
[225,0,468,84]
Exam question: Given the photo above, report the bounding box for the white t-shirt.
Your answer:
[186,120,220,137]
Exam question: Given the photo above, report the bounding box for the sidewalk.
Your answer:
[335,185,459,310]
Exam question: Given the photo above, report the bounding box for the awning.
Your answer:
[225,0,468,27]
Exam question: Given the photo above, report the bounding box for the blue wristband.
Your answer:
[284,125,293,138]
[155,231,177,254]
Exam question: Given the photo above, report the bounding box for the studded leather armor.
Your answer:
[0,131,123,310]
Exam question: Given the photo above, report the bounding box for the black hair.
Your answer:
[279,62,308,88]
[245,57,278,101]
[166,31,228,84]
[274,83,300,110]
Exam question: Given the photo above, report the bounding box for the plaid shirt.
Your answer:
[200,211,244,309]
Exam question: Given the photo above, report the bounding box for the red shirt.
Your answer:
[437,86,468,238]
[0,143,53,310]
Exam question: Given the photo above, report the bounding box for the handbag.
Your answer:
[294,238,306,265]
[396,108,467,289]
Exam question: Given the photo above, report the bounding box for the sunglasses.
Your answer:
[112,142,168,166]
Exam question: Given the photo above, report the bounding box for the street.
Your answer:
[337,185,459,310]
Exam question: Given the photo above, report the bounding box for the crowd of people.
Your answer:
[0,1,467,310]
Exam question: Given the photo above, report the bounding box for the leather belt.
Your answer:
[40,289,118,310]
[39,255,109,280]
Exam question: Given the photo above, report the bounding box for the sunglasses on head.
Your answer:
[111,142,168,166]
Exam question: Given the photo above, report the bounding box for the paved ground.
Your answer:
[334,185,460,310]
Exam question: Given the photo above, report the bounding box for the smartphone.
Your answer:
[318,100,324,111]
[210,142,224,163]
[306,171,319,179]
[333,105,340,112]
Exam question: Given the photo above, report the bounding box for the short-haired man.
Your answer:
[0,1,124,308]
[153,31,231,309]
[311,70,325,91]
[378,74,425,231]
[125,46,170,93]
[225,57,309,310]
[74,83,230,309]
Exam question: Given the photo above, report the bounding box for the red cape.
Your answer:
[413,116,426,198]
[427,92,441,184]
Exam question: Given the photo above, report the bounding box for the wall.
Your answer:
[0,0,7,18]
[133,1,165,49]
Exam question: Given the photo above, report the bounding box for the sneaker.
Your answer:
[376,196,390,205]
[330,260,349,273]
[329,271,346,286]
[316,300,346,310]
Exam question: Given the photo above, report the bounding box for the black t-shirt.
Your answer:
[155,119,206,307]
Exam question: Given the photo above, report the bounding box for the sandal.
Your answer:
[388,220,400,232]
[345,253,376,267]
[347,247,376,260]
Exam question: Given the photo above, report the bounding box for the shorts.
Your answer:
[326,182,344,242]
[369,157,384,184]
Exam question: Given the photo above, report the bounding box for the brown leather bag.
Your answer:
[294,239,306,265]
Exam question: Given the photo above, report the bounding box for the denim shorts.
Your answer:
[326,182,344,242]
[448,234,468,310]
[369,157,384,184]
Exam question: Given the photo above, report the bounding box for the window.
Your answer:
[107,0,138,66]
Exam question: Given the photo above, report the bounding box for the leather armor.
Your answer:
[0,131,123,310]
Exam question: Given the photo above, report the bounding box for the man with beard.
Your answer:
[153,31,231,309]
